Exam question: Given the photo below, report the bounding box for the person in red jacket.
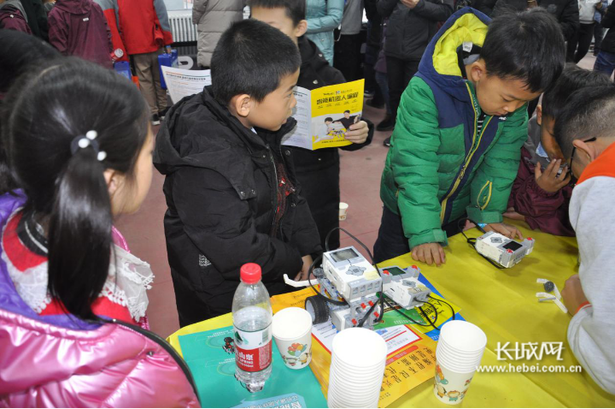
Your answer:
[0,0,32,33]
[47,0,113,68]
[116,0,173,125]
[505,64,611,236]
[93,0,127,62]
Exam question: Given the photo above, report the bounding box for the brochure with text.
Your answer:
[282,79,364,151]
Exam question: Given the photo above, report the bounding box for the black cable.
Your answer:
[428,294,456,321]
[419,304,440,331]
[382,296,432,327]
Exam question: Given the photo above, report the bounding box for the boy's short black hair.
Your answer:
[480,8,565,93]
[542,64,612,120]
[211,19,301,106]
[325,117,333,122]
[247,0,306,26]
[554,85,615,158]
[344,110,350,114]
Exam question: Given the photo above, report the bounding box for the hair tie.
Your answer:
[70,130,107,161]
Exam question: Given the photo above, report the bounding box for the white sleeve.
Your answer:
[567,176,615,394]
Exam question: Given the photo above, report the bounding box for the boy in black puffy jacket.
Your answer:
[154,20,321,327]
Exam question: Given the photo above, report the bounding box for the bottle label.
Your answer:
[233,324,272,372]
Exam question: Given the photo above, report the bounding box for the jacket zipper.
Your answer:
[111,319,201,405]
[439,83,494,222]
[266,144,279,235]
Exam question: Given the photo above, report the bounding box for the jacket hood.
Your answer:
[417,7,490,102]
[154,86,297,176]
[0,0,28,21]
[54,0,91,15]
[0,191,102,331]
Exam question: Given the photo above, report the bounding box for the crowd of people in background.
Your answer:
[1,0,615,405]
[2,0,614,128]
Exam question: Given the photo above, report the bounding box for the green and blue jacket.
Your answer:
[380,7,528,249]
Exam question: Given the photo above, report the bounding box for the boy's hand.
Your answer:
[295,255,314,281]
[412,243,446,266]
[535,160,571,193]
[562,274,589,316]
[484,222,524,240]
[345,120,369,144]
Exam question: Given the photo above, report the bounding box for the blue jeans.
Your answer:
[594,50,615,78]
[375,71,392,115]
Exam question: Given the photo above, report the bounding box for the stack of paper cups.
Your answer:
[327,328,387,408]
[434,321,487,405]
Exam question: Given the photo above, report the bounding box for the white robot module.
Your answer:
[474,231,535,268]
[287,246,431,331]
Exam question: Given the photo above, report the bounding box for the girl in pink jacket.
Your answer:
[0,57,199,407]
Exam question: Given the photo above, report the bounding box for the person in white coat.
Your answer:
[555,85,615,395]
[192,0,244,68]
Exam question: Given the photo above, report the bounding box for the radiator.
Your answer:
[168,10,197,43]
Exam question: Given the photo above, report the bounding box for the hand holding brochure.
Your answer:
[282,79,365,151]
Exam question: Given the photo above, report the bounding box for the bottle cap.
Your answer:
[240,263,262,284]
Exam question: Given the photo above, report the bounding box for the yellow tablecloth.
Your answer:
[168,222,615,407]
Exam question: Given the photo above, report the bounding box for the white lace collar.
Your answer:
[2,210,154,322]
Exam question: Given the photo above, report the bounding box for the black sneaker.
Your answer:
[383,136,391,147]
[377,115,395,132]
[159,107,170,120]
[151,113,160,126]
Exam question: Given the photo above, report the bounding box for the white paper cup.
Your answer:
[272,307,312,370]
[328,328,387,408]
[439,321,487,353]
[433,358,477,405]
[339,202,349,221]
[332,327,387,367]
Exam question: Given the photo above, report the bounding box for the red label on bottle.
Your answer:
[235,341,272,372]
[233,324,272,372]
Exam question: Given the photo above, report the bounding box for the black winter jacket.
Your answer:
[491,0,579,41]
[377,0,454,61]
[600,3,615,53]
[154,87,322,319]
[290,36,373,250]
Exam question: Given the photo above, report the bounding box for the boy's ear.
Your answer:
[468,59,487,83]
[230,94,253,118]
[536,105,543,126]
[294,19,308,38]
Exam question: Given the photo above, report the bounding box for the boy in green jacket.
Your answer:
[374,7,565,265]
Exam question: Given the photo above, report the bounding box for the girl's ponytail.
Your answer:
[47,141,112,320]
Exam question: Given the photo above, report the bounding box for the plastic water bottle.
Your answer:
[232,263,273,393]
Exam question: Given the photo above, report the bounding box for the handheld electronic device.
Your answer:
[474,231,534,268]
[379,265,431,309]
[321,246,381,302]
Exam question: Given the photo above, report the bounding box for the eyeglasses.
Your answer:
[569,137,597,169]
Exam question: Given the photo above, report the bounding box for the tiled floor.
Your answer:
[116,54,598,339]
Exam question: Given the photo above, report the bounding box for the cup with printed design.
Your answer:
[271,307,313,370]
[433,321,487,405]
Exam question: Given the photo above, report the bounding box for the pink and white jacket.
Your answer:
[0,192,200,407]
